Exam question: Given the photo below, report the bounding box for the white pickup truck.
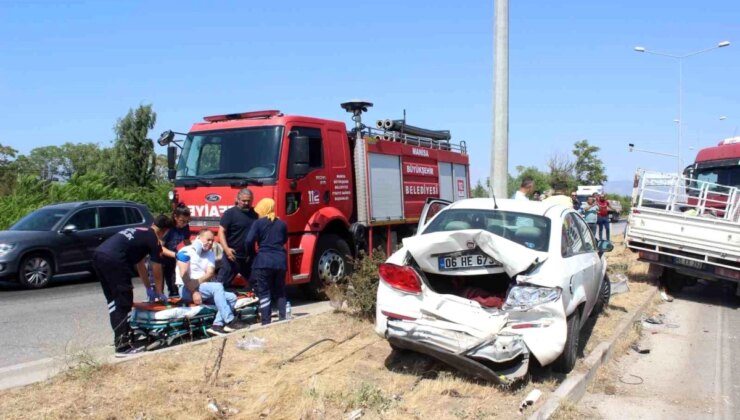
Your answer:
[625,170,740,294]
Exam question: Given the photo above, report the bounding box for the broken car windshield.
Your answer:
[176,126,283,181]
[422,209,551,252]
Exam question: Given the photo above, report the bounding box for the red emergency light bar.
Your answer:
[203,110,281,122]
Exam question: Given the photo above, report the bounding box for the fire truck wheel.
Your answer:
[306,234,353,299]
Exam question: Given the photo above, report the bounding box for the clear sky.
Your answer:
[1,0,738,185]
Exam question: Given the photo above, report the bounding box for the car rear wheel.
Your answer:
[552,310,580,373]
[18,254,54,289]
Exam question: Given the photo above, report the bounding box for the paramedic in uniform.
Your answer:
[216,188,258,287]
[246,198,288,325]
[176,229,247,335]
[93,215,174,356]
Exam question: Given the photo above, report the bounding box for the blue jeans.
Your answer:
[179,282,236,326]
[597,216,610,241]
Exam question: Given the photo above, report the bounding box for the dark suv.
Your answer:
[0,200,153,289]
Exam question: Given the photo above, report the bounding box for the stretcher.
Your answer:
[130,291,259,350]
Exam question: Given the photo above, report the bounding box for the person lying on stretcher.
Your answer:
[176,229,248,336]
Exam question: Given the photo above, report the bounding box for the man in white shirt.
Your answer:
[511,177,533,200]
[176,229,246,335]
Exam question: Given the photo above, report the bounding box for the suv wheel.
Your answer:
[18,254,54,289]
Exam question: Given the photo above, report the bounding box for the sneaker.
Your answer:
[660,290,674,302]
[207,325,227,336]
[114,344,145,358]
[224,320,248,332]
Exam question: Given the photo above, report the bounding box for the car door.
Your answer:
[571,213,600,309]
[560,212,597,320]
[417,197,452,234]
[57,207,101,271]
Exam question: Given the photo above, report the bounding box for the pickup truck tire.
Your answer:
[303,234,353,300]
[592,273,611,316]
[661,268,685,294]
[553,311,580,373]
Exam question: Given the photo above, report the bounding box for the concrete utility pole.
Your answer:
[491,0,509,198]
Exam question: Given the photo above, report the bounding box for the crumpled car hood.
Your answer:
[402,230,546,278]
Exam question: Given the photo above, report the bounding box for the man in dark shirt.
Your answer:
[93,215,174,356]
[216,189,258,287]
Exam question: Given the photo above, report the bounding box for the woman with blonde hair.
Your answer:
[245,198,289,325]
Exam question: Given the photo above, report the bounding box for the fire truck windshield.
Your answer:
[176,126,283,182]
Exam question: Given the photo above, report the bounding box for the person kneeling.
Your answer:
[176,229,247,336]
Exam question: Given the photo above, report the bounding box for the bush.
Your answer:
[338,249,387,320]
[0,172,171,229]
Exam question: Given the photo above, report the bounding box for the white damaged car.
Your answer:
[375,198,613,385]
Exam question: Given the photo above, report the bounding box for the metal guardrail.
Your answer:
[634,170,740,222]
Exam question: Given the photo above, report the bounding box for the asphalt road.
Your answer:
[581,279,740,419]
[0,274,320,370]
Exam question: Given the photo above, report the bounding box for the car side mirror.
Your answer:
[289,135,310,179]
[158,130,175,146]
[61,224,77,234]
[597,240,614,253]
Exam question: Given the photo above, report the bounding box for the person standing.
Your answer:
[571,192,581,211]
[176,229,247,335]
[159,205,191,297]
[543,182,573,207]
[245,198,288,325]
[511,177,533,200]
[216,189,258,287]
[583,196,599,236]
[596,194,614,241]
[93,215,174,356]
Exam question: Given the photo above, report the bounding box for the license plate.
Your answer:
[438,254,498,270]
[674,257,703,269]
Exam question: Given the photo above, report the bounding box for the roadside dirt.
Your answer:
[0,236,654,420]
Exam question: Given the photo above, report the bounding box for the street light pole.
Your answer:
[634,41,730,173]
[491,0,509,198]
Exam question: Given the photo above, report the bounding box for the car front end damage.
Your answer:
[375,230,568,385]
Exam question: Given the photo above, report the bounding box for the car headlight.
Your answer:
[0,243,17,256]
[504,286,561,311]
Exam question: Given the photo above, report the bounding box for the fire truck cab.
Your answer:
[160,101,470,298]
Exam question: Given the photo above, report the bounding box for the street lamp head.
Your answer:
[634,46,646,52]
[628,143,635,152]
[720,116,728,120]
[718,41,731,48]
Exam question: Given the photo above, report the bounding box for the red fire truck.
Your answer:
[158,101,470,297]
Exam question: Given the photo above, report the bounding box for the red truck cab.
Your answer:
[684,137,740,211]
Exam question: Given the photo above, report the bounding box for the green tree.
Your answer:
[15,143,109,182]
[113,105,157,188]
[573,139,607,185]
[0,144,19,195]
[546,154,577,191]
[472,179,487,198]
[511,166,550,196]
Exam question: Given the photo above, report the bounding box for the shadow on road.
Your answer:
[670,280,739,310]
[0,272,96,292]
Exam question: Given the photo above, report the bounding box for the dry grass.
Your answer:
[0,235,656,420]
[0,311,562,420]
